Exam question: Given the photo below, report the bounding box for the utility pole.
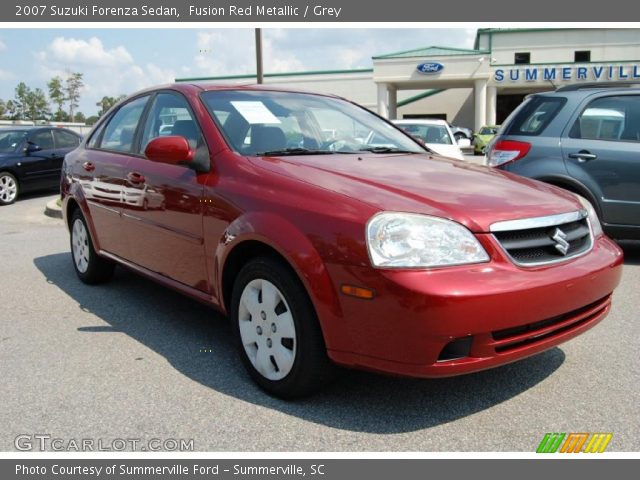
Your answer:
[255,28,264,84]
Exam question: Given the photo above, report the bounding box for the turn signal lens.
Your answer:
[341,285,375,300]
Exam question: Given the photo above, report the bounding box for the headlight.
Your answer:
[575,194,603,237]
[366,212,490,268]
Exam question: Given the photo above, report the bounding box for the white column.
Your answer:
[486,86,497,126]
[377,83,389,119]
[474,79,488,132]
[388,86,397,120]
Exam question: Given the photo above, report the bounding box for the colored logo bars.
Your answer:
[536,433,613,453]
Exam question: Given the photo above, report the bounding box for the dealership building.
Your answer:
[177,28,640,133]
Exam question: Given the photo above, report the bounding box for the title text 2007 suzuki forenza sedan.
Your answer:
[61,84,623,398]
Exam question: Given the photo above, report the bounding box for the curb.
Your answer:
[44,199,63,219]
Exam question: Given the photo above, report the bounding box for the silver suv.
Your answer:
[487,83,640,240]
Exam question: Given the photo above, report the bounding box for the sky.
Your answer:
[0,28,476,117]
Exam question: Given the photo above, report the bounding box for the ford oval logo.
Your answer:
[416,62,444,75]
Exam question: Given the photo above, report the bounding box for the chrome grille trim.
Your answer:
[490,210,588,232]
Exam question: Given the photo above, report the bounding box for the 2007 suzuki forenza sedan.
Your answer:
[61,84,623,398]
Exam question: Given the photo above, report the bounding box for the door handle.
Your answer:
[127,172,146,184]
[568,151,597,162]
[82,162,95,172]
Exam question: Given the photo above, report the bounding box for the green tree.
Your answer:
[13,82,30,119]
[47,76,67,121]
[0,98,5,119]
[65,72,84,122]
[96,94,125,116]
[74,111,86,123]
[85,115,100,126]
[5,100,17,119]
[24,88,50,121]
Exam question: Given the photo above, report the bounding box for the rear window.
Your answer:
[504,96,566,136]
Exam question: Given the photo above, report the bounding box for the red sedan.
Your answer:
[61,84,623,398]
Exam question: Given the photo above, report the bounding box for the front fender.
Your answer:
[215,211,346,351]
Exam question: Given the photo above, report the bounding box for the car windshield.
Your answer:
[201,90,425,156]
[479,127,498,135]
[0,130,27,153]
[397,124,453,145]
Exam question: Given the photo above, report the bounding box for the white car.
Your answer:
[393,119,466,160]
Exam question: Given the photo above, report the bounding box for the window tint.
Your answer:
[53,130,80,149]
[514,52,530,64]
[570,95,640,142]
[100,96,149,153]
[140,93,201,151]
[139,92,209,171]
[29,130,54,150]
[398,124,453,145]
[504,96,566,136]
[202,90,424,156]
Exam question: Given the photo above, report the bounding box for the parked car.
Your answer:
[448,122,473,141]
[473,125,500,155]
[486,83,640,240]
[0,126,81,205]
[61,84,622,398]
[393,119,465,160]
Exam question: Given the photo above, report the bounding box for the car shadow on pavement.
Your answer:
[34,252,565,435]
[619,241,640,265]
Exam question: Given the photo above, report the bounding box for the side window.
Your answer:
[99,96,149,153]
[28,130,54,150]
[53,130,81,149]
[139,92,210,171]
[570,95,640,142]
[140,92,202,151]
[505,96,566,136]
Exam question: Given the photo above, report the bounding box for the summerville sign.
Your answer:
[494,64,640,82]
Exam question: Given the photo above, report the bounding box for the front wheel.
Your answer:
[0,172,18,205]
[70,209,115,284]
[454,132,467,142]
[231,257,335,398]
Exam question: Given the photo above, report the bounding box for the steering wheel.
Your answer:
[322,136,361,152]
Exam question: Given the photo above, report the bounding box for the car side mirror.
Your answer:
[144,136,193,166]
[25,142,42,153]
[457,138,471,147]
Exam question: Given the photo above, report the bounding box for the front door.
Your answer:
[121,91,209,291]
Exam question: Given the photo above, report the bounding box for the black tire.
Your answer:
[0,171,19,206]
[70,208,115,284]
[230,257,335,399]
[454,132,466,142]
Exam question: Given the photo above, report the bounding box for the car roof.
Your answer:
[132,82,344,100]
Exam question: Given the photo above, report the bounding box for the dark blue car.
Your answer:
[0,126,81,205]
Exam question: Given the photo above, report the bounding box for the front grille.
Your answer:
[492,213,592,266]
[491,295,610,353]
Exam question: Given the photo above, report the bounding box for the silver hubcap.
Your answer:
[238,279,296,381]
[0,175,17,203]
[71,218,90,273]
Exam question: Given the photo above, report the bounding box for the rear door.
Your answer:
[21,129,57,190]
[121,91,209,291]
[80,95,151,259]
[561,94,640,227]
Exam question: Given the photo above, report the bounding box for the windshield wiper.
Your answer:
[358,147,422,154]
[256,148,337,156]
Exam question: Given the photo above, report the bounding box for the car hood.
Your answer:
[475,135,494,143]
[248,153,583,232]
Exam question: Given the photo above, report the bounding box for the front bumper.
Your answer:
[326,234,623,378]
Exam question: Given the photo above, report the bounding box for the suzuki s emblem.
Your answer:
[551,228,570,255]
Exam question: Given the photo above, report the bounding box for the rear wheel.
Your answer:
[231,257,335,398]
[0,172,18,205]
[70,209,115,284]
[454,132,467,142]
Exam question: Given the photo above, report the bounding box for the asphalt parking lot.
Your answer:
[1,192,638,452]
